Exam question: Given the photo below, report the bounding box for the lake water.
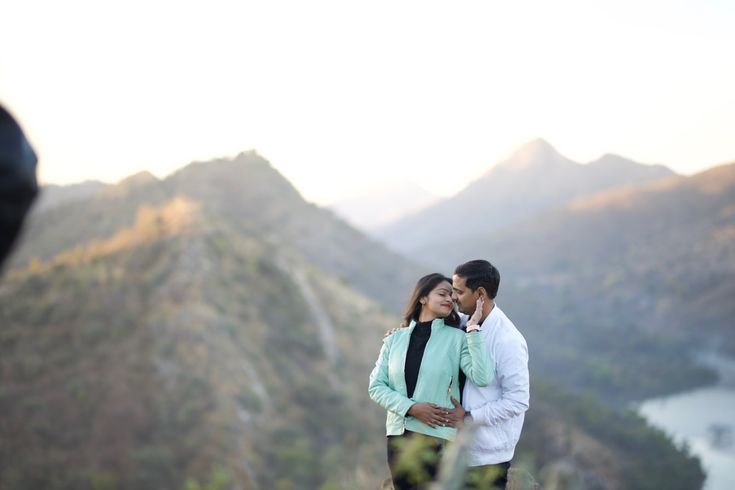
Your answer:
[637,354,735,490]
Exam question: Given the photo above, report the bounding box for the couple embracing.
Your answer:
[369,260,530,489]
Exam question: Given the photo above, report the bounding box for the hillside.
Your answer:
[430,162,735,400]
[1,216,394,489]
[13,152,419,311]
[0,153,706,489]
[376,139,675,256]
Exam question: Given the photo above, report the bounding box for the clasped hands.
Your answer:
[407,396,467,429]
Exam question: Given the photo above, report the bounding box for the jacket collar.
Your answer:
[408,317,446,332]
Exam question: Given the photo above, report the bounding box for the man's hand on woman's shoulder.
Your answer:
[383,321,408,339]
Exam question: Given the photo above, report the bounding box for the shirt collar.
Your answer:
[479,303,499,329]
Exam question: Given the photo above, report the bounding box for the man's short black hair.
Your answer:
[454,259,500,299]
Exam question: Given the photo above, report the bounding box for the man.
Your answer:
[450,259,529,489]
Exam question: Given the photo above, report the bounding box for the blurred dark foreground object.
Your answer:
[0,104,38,269]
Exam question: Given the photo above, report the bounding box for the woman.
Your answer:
[368,273,492,489]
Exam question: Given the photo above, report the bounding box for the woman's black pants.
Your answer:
[387,431,445,490]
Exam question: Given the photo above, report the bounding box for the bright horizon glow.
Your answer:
[2,0,734,205]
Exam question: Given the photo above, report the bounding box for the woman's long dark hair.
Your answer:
[403,273,460,327]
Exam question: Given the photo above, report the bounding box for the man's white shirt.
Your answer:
[460,305,530,466]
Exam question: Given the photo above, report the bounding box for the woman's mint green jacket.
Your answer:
[368,318,493,441]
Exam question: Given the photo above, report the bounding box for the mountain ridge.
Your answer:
[13,152,421,311]
[375,139,677,256]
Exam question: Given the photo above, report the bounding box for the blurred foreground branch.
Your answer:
[429,420,542,490]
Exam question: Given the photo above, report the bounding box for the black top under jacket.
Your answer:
[404,320,432,399]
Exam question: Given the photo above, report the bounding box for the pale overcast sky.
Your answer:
[1,0,734,205]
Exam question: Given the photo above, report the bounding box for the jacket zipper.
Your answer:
[400,326,413,430]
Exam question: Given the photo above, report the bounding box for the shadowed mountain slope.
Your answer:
[426,162,735,400]
[445,161,735,337]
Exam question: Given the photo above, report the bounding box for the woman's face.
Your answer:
[421,281,455,319]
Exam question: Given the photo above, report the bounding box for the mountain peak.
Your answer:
[231,149,270,166]
[594,152,627,162]
[522,137,556,154]
[116,170,158,187]
[174,150,272,179]
[590,153,643,168]
[493,138,571,173]
[587,153,676,180]
[102,171,160,198]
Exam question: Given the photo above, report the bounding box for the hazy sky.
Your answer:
[2,0,734,205]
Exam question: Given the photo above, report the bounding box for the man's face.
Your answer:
[452,274,477,315]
